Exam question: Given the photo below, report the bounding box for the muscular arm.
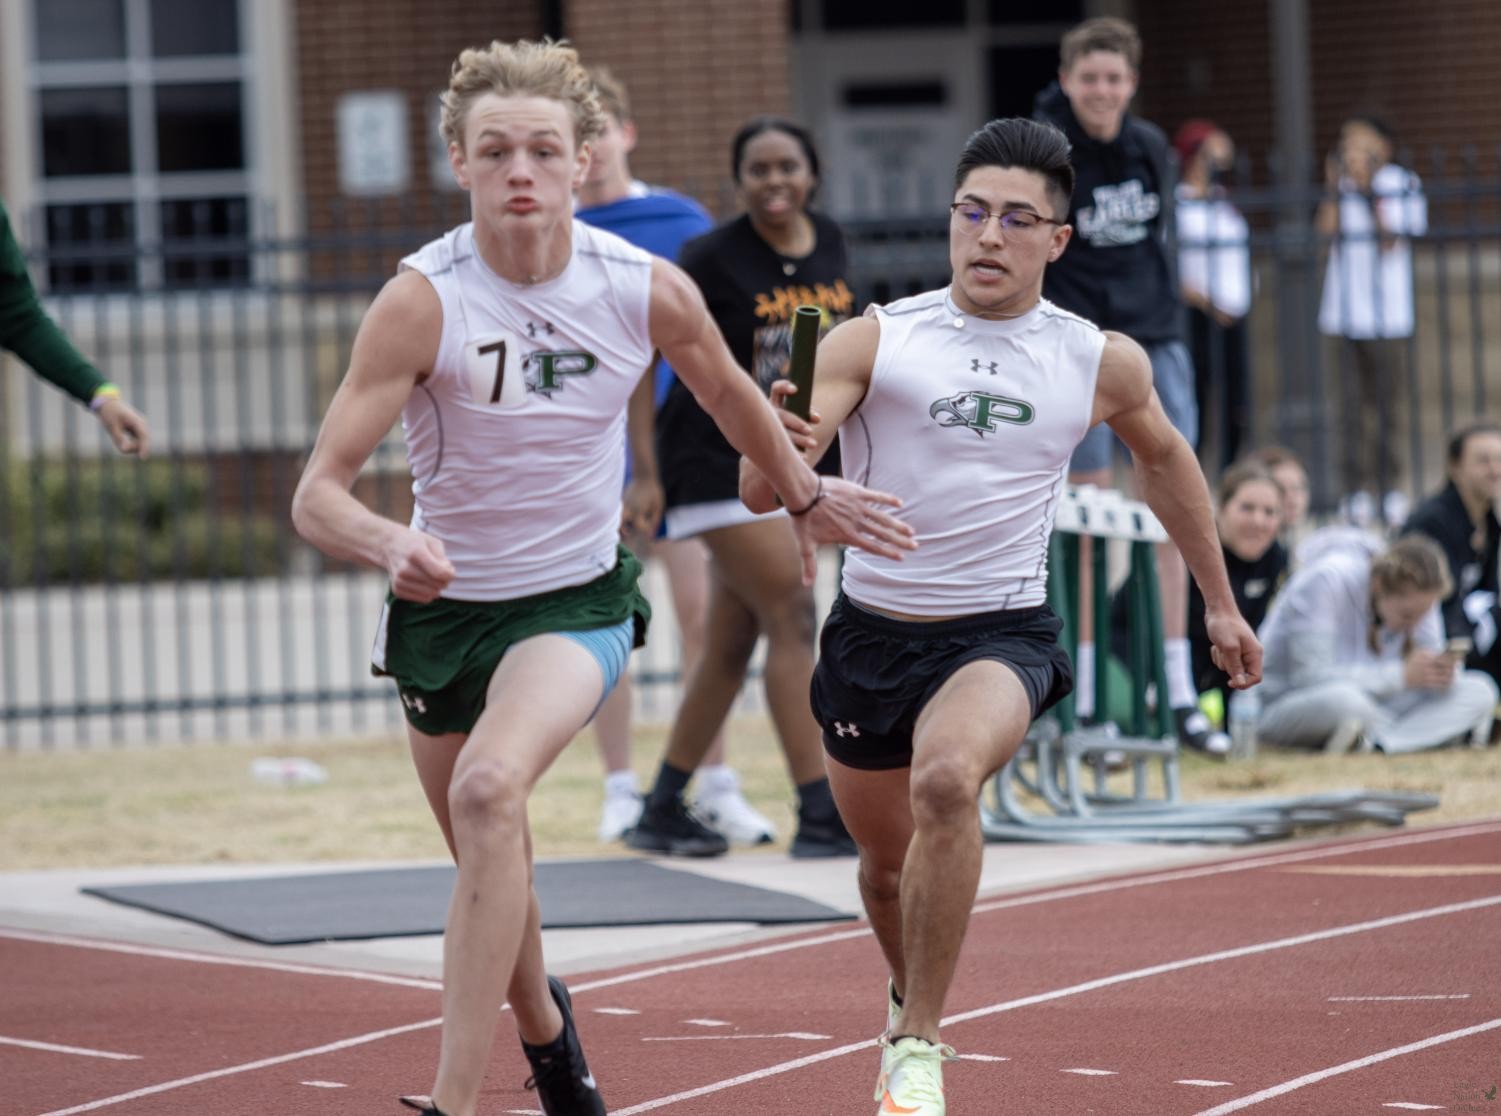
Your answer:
[291,269,454,600]
[1097,331,1262,685]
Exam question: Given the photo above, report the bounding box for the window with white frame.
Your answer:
[29,0,251,291]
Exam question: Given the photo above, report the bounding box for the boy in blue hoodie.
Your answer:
[575,68,777,847]
[1034,18,1211,750]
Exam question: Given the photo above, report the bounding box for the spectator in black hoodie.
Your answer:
[1034,17,1208,750]
[1402,421,1501,692]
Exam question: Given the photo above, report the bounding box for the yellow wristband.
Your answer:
[89,383,122,413]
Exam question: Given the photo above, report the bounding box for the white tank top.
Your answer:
[398,220,654,600]
[840,289,1104,614]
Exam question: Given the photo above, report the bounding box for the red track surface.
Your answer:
[5,821,1501,1115]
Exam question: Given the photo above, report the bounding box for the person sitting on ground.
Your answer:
[1400,420,1501,693]
[1256,533,1498,753]
[1188,461,1290,739]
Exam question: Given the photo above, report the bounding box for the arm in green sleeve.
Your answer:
[0,201,107,405]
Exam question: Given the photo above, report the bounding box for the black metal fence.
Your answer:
[3,157,1498,747]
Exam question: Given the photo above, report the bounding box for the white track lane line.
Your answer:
[1190,1017,1501,1115]
[0,928,441,990]
[608,895,1501,1115]
[32,1017,441,1116]
[0,1036,139,1060]
[967,820,1501,919]
[6,820,1500,1002]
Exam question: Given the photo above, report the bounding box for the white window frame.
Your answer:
[24,0,255,291]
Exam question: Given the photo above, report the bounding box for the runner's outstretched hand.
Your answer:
[786,477,916,587]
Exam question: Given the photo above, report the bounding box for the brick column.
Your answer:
[565,0,792,216]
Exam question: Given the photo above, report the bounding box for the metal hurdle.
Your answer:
[980,486,1437,844]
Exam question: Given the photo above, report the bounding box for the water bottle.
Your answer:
[1227,687,1261,761]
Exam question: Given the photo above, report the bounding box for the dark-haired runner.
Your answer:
[743,117,1261,1116]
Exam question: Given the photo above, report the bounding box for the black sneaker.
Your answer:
[398,1099,448,1115]
[625,796,730,857]
[790,810,858,858]
[522,975,606,1116]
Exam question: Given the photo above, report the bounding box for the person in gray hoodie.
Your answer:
[1258,533,1497,753]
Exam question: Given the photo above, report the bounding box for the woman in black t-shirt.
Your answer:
[630,117,857,858]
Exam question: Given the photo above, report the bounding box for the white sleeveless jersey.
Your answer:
[397,220,654,599]
[840,289,1104,614]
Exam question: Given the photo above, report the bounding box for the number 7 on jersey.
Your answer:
[464,332,525,410]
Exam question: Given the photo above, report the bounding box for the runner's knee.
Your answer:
[757,588,818,645]
[859,858,903,904]
[910,757,980,824]
[448,761,527,835]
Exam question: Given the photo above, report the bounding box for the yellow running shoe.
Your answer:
[875,1036,953,1115]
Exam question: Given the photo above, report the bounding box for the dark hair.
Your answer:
[1060,16,1141,71]
[954,118,1074,216]
[730,116,821,184]
[1447,420,1501,464]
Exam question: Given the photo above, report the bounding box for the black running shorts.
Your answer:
[810,594,1074,771]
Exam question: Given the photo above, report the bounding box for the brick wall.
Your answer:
[565,0,792,215]
[1136,0,1501,177]
[295,0,544,239]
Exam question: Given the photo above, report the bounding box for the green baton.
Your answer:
[783,305,822,421]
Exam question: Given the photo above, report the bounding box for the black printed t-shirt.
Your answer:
[658,211,854,509]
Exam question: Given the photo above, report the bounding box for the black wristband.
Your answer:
[788,476,823,517]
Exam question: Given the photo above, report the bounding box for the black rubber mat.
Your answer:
[83,858,853,945]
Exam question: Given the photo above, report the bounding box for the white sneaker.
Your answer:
[597,789,644,843]
[693,768,776,846]
[1323,717,1367,755]
[1382,489,1411,528]
[875,1036,953,1115]
[1341,491,1376,527]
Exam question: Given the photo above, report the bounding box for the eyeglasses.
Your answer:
[949,202,1064,235]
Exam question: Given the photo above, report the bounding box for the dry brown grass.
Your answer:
[1,716,1496,870]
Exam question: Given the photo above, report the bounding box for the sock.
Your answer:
[603,769,638,798]
[1164,638,1197,710]
[796,775,836,822]
[696,763,738,796]
[647,761,693,811]
[1074,641,1096,719]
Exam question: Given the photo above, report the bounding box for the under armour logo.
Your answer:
[401,692,427,715]
[970,358,999,375]
[525,320,556,338]
[833,722,861,738]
